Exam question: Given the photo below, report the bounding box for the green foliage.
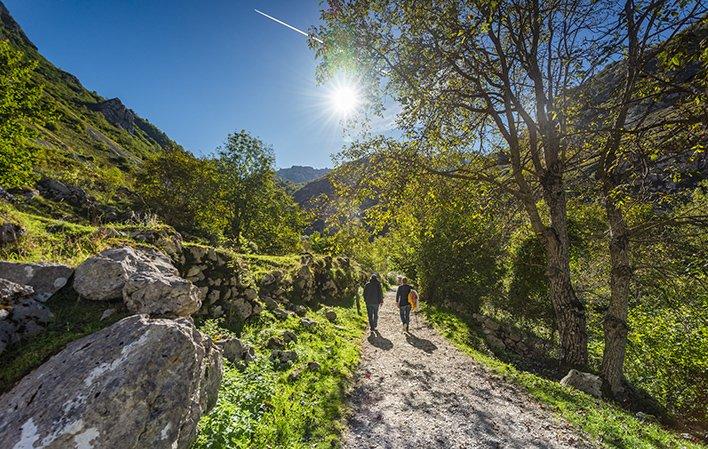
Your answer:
[193,305,366,448]
[422,303,705,449]
[217,130,276,245]
[137,149,229,242]
[0,40,46,188]
[417,207,504,313]
[503,230,554,330]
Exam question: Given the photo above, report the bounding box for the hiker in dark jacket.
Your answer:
[363,274,384,331]
[396,277,413,332]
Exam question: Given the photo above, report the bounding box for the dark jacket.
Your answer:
[363,278,383,304]
[396,284,413,307]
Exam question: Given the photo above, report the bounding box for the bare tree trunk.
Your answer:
[542,168,589,368]
[601,193,632,397]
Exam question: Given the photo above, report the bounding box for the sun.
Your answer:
[328,82,360,116]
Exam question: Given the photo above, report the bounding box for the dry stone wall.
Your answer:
[472,313,550,359]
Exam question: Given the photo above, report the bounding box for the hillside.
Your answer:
[277,165,331,185]
[0,1,176,217]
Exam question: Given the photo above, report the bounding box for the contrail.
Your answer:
[255,9,324,43]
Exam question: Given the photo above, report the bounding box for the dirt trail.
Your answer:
[344,291,594,449]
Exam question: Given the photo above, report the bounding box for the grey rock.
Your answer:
[230,297,253,320]
[243,288,258,301]
[263,296,279,310]
[300,317,317,328]
[100,308,116,321]
[270,349,298,369]
[485,335,506,352]
[293,304,308,316]
[560,369,602,398]
[267,336,285,349]
[217,337,254,364]
[0,279,53,348]
[0,222,24,246]
[123,271,200,317]
[0,277,34,304]
[272,308,289,320]
[0,315,222,449]
[185,266,203,278]
[73,246,171,301]
[207,290,220,304]
[211,305,224,317]
[0,261,72,302]
[189,246,207,263]
[281,330,297,343]
[307,361,321,371]
[325,310,338,323]
[74,247,200,317]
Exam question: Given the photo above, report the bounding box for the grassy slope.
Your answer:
[195,304,366,448]
[1,2,172,207]
[422,303,705,449]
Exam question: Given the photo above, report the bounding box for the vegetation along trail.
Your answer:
[344,291,595,449]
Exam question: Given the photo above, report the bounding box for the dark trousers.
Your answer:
[399,304,411,325]
[365,303,380,329]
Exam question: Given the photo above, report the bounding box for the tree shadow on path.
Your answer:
[405,332,438,354]
[367,331,393,350]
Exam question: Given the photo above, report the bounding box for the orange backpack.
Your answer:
[407,289,419,310]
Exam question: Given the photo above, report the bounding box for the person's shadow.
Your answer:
[405,332,437,354]
[367,331,393,350]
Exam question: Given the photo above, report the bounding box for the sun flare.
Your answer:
[328,82,360,116]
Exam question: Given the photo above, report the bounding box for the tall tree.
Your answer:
[316,0,623,366]
[217,130,275,246]
[578,2,705,396]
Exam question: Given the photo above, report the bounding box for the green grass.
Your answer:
[421,303,705,449]
[193,303,367,449]
[0,202,180,265]
[0,289,127,393]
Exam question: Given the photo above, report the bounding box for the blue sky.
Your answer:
[5,0,360,168]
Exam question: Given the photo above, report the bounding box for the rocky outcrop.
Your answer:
[36,178,96,211]
[89,98,137,133]
[88,98,175,149]
[0,315,222,449]
[0,261,72,302]
[0,278,53,355]
[74,246,200,316]
[560,369,603,398]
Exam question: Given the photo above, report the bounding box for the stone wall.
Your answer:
[178,245,260,326]
[177,247,366,327]
[472,313,550,358]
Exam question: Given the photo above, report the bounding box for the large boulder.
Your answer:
[74,246,176,301]
[74,247,200,317]
[0,315,222,449]
[123,271,200,317]
[0,261,73,302]
[560,369,603,398]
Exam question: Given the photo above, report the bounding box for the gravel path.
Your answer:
[344,292,595,449]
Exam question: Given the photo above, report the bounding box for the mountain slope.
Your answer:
[277,165,331,185]
[0,1,176,208]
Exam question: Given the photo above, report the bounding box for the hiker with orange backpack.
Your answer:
[396,277,414,332]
